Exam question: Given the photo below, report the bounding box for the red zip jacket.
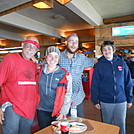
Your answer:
[37,66,71,117]
[52,68,69,117]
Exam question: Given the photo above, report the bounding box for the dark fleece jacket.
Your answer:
[91,53,133,105]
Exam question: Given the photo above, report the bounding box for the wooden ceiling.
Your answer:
[104,14,134,24]
[0,0,134,56]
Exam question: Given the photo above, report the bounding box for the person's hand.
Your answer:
[56,114,64,121]
[94,58,98,64]
[127,103,132,108]
[95,104,101,110]
[31,56,38,63]
[0,108,4,124]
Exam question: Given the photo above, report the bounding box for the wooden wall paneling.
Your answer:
[95,45,101,56]
[82,42,95,49]
[95,26,111,38]
[65,29,95,42]
[1,40,21,47]
[40,46,45,59]
[42,35,59,46]
[95,22,134,56]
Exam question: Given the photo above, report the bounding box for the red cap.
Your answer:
[22,40,40,48]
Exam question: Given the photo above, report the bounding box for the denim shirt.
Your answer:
[59,50,94,105]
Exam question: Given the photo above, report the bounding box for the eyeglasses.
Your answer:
[68,40,78,44]
[25,43,38,50]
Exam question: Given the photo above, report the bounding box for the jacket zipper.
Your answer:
[111,62,116,103]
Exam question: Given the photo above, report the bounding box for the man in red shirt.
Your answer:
[0,36,40,134]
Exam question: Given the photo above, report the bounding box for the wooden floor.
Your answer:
[0,99,134,134]
[83,99,134,134]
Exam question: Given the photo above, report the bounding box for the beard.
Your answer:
[66,46,78,54]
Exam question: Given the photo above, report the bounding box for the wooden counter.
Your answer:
[34,118,120,134]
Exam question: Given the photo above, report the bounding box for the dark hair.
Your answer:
[100,41,115,52]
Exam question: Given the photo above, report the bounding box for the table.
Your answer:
[34,119,120,134]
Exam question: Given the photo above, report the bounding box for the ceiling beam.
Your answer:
[0,0,54,16]
[0,12,63,38]
[0,29,24,41]
[65,0,103,26]
[103,14,134,24]
[0,1,33,16]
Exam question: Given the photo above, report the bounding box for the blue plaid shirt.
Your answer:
[59,50,94,105]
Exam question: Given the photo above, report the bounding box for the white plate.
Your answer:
[69,122,87,133]
[51,121,87,133]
